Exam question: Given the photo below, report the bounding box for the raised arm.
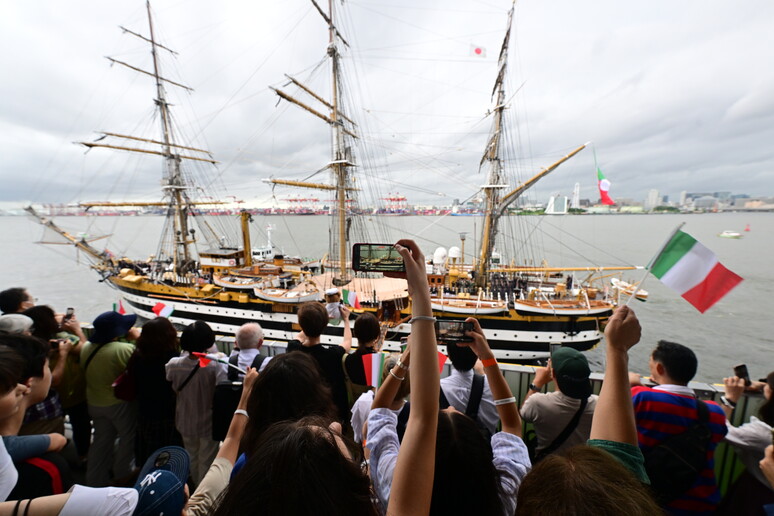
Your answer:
[385,239,438,516]
[339,305,353,352]
[464,317,521,436]
[590,305,641,445]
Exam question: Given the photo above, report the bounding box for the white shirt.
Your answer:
[0,436,17,501]
[725,416,773,489]
[228,348,271,377]
[440,368,500,434]
[366,407,531,515]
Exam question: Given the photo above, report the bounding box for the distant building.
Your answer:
[693,196,718,211]
[644,189,660,211]
[679,190,687,206]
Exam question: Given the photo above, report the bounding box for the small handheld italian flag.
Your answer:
[341,289,361,309]
[649,229,742,313]
[152,302,174,318]
[112,300,127,315]
[362,352,388,388]
[191,352,246,374]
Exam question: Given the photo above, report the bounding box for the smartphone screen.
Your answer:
[734,364,752,387]
[549,342,561,357]
[352,243,405,273]
[435,320,474,343]
[64,307,75,321]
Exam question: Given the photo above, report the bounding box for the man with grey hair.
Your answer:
[229,322,271,377]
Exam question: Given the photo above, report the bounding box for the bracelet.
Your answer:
[720,395,737,408]
[481,357,497,368]
[389,369,406,381]
[494,397,516,406]
[529,383,542,392]
[234,409,249,419]
[396,359,409,371]
[409,316,437,324]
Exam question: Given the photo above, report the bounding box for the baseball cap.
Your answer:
[89,311,137,344]
[0,314,34,335]
[551,347,592,400]
[133,446,190,516]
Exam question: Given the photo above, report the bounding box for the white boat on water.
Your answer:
[430,297,508,315]
[610,278,648,302]
[718,230,742,239]
[253,286,322,304]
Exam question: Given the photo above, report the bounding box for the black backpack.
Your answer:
[397,374,492,441]
[643,398,712,504]
[211,353,266,441]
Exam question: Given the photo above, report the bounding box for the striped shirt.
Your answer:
[631,385,728,515]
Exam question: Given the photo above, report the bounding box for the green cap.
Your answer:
[552,347,592,400]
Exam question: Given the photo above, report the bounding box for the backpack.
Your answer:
[643,398,712,504]
[397,374,491,441]
[212,353,266,441]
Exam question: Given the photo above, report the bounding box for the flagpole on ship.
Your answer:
[625,222,686,306]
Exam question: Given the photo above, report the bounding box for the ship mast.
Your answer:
[146,1,193,271]
[475,3,587,286]
[476,2,514,287]
[77,1,219,273]
[265,0,358,284]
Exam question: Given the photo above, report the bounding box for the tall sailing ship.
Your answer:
[27,1,641,361]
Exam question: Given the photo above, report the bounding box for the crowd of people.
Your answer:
[0,246,772,515]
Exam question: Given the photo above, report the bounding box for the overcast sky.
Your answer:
[1,0,773,210]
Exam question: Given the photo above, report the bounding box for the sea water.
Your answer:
[2,212,771,383]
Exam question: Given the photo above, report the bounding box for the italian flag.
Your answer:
[650,230,742,313]
[597,168,615,205]
[342,289,361,309]
[362,352,387,388]
[152,302,174,318]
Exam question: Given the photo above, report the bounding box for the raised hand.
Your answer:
[604,305,641,352]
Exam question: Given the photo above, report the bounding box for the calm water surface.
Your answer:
[2,212,772,383]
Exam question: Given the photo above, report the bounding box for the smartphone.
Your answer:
[435,320,475,343]
[734,363,752,387]
[63,307,75,321]
[352,243,405,273]
[549,342,561,357]
[400,337,409,353]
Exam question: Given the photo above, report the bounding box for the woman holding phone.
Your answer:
[717,370,774,514]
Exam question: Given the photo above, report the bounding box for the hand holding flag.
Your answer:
[191,352,246,374]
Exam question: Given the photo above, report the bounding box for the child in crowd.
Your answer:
[166,320,226,486]
[0,345,29,501]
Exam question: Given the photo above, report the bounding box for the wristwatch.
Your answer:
[720,395,737,408]
[529,383,542,392]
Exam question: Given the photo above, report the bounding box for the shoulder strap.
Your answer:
[227,354,240,382]
[465,374,485,420]
[251,354,266,371]
[83,343,107,372]
[439,387,451,410]
[537,396,589,459]
[177,363,201,393]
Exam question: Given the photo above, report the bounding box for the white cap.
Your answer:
[325,288,339,295]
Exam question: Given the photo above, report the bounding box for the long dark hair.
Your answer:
[516,446,661,515]
[239,352,337,456]
[22,305,58,341]
[135,317,178,359]
[759,372,774,426]
[215,417,376,516]
[430,411,503,516]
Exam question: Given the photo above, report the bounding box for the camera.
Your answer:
[50,339,66,351]
[351,243,405,273]
[435,320,474,343]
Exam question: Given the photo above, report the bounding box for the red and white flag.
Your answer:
[470,44,486,58]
